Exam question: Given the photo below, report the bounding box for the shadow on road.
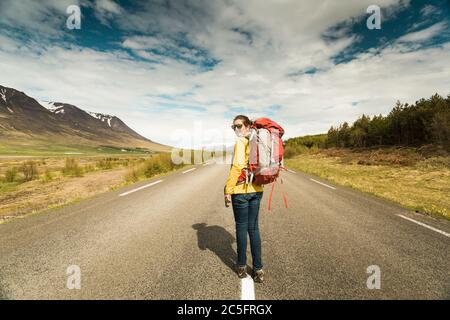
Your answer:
[192,223,237,273]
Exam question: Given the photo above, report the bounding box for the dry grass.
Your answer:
[285,145,450,220]
[0,154,189,224]
[0,167,129,223]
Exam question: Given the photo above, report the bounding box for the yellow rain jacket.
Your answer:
[224,136,264,195]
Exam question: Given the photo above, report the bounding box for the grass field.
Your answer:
[0,151,200,223]
[285,145,450,220]
[0,142,156,157]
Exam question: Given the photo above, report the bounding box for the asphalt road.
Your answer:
[0,163,449,299]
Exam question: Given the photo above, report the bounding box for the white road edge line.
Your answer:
[119,180,163,197]
[286,169,296,173]
[182,168,197,174]
[241,275,255,300]
[310,178,336,190]
[397,214,450,238]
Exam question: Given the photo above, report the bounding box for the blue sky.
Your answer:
[0,0,449,148]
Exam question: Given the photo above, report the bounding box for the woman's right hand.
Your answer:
[224,194,231,207]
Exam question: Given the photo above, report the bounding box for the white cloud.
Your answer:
[93,0,124,26]
[397,22,447,43]
[0,0,80,37]
[421,5,440,17]
[0,0,449,148]
[95,0,122,14]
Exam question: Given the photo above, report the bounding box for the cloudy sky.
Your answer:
[0,0,449,148]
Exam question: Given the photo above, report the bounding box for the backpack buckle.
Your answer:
[245,170,254,185]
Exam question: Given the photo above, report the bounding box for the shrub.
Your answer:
[4,167,18,183]
[122,153,185,183]
[125,168,140,183]
[42,169,54,182]
[62,158,83,177]
[21,161,39,181]
[83,164,95,173]
[283,144,310,158]
[143,158,166,177]
[284,145,297,159]
[96,158,113,170]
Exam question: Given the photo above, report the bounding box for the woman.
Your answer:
[224,115,265,283]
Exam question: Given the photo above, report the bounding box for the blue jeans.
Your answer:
[231,192,263,270]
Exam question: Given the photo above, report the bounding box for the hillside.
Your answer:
[0,85,170,153]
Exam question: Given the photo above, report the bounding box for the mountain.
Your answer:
[0,85,170,152]
[38,101,149,141]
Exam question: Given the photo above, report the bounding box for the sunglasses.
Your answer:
[231,124,244,130]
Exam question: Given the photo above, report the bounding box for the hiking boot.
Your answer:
[236,266,247,278]
[253,269,264,283]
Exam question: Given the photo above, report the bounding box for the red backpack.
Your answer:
[237,118,288,210]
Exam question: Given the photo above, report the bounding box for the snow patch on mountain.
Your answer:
[0,88,6,103]
[39,101,114,127]
[39,101,65,114]
[88,111,113,127]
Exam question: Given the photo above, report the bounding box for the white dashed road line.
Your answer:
[119,180,163,197]
[119,166,200,197]
[310,178,336,190]
[241,275,255,300]
[397,214,450,238]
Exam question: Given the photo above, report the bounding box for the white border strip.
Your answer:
[286,169,296,174]
[119,180,163,197]
[241,276,255,300]
[182,168,197,174]
[397,214,450,238]
[310,178,336,190]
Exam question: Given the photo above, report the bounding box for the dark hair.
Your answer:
[233,115,252,127]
